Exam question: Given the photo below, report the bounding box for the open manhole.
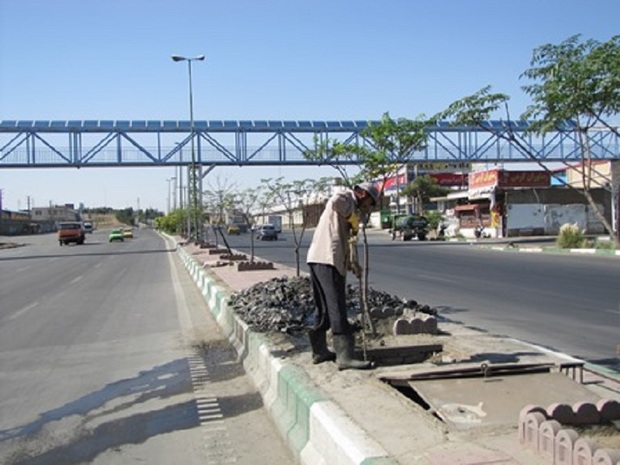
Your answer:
[380,363,603,430]
[357,343,443,366]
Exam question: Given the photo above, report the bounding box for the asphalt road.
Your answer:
[222,228,620,372]
[0,229,293,465]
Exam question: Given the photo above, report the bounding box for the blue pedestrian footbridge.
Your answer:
[0,119,617,168]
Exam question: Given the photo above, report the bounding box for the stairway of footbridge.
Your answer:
[0,119,618,168]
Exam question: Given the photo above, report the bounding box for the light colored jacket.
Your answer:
[306,189,356,277]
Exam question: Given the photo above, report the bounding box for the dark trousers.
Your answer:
[308,263,352,335]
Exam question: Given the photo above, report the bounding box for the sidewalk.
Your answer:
[173,236,620,465]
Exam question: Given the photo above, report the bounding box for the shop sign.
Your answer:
[469,169,499,189]
[416,161,471,171]
[429,173,468,186]
[469,169,550,189]
[497,170,550,188]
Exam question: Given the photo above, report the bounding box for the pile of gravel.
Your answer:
[228,275,435,335]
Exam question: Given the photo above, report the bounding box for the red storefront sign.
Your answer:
[379,173,408,191]
[429,173,468,186]
[469,169,499,189]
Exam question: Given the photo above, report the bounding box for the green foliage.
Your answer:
[115,207,135,225]
[155,209,186,234]
[594,238,617,250]
[357,112,434,189]
[401,174,449,213]
[424,210,444,232]
[435,85,510,125]
[556,223,585,248]
[302,112,434,197]
[521,34,620,135]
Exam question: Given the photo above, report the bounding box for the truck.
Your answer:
[268,215,282,233]
[57,222,86,246]
[391,214,429,241]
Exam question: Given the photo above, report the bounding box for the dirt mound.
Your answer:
[228,276,435,340]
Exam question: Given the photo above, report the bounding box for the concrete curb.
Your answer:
[486,245,620,257]
[177,245,398,465]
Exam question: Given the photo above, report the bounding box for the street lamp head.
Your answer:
[171,54,205,62]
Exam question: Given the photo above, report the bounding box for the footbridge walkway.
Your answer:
[0,119,618,169]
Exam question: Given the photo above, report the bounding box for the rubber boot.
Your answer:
[308,329,336,364]
[333,334,373,370]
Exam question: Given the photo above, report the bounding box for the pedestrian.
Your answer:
[306,182,380,370]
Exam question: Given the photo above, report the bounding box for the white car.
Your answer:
[255,224,278,241]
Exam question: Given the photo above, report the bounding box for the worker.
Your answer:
[306,182,380,370]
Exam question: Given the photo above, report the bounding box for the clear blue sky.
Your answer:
[1,0,618,212]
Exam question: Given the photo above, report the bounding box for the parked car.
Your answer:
[122,227,134,238]
[255,224,278,241]
[109,229,124,242]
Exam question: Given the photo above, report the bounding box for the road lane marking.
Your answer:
[69,276,83,285]
[8,301,39,321]
[414,272,460,284]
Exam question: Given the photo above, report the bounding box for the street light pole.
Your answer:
[176,142,184,210]
[166,177,176,214]
[171,54,205,242]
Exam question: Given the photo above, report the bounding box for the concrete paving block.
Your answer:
[572,401,601,425]
[392,317,410,335]
[548,402,576,425]
[522,411,547,449]
[592,448,620,465]
[555,428,580,465]
[421,315,438,334]
[597,399,620,421]
[410,317,423,334]
[573,437,599,465]
[519,404,547,444]
[539,419,562,459]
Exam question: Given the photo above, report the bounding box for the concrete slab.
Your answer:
[410,372,602,430]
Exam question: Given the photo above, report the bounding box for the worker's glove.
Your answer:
[347,236,362,279]
[346,213,360,237]
[349,260,362,279]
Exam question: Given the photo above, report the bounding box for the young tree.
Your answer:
[437,35,620,246]
[202,175,237,243]
[261,176,331,276]
[232,186,263,262]
[303,135,363,186]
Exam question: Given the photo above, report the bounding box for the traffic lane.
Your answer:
[0,230,178,349]
[0,231,207,465]
[368,242,619,369]
[369,244,619,366]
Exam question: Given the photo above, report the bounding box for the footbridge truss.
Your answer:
[0,119,618,169]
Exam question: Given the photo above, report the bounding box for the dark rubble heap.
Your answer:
[228,275,436,336]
